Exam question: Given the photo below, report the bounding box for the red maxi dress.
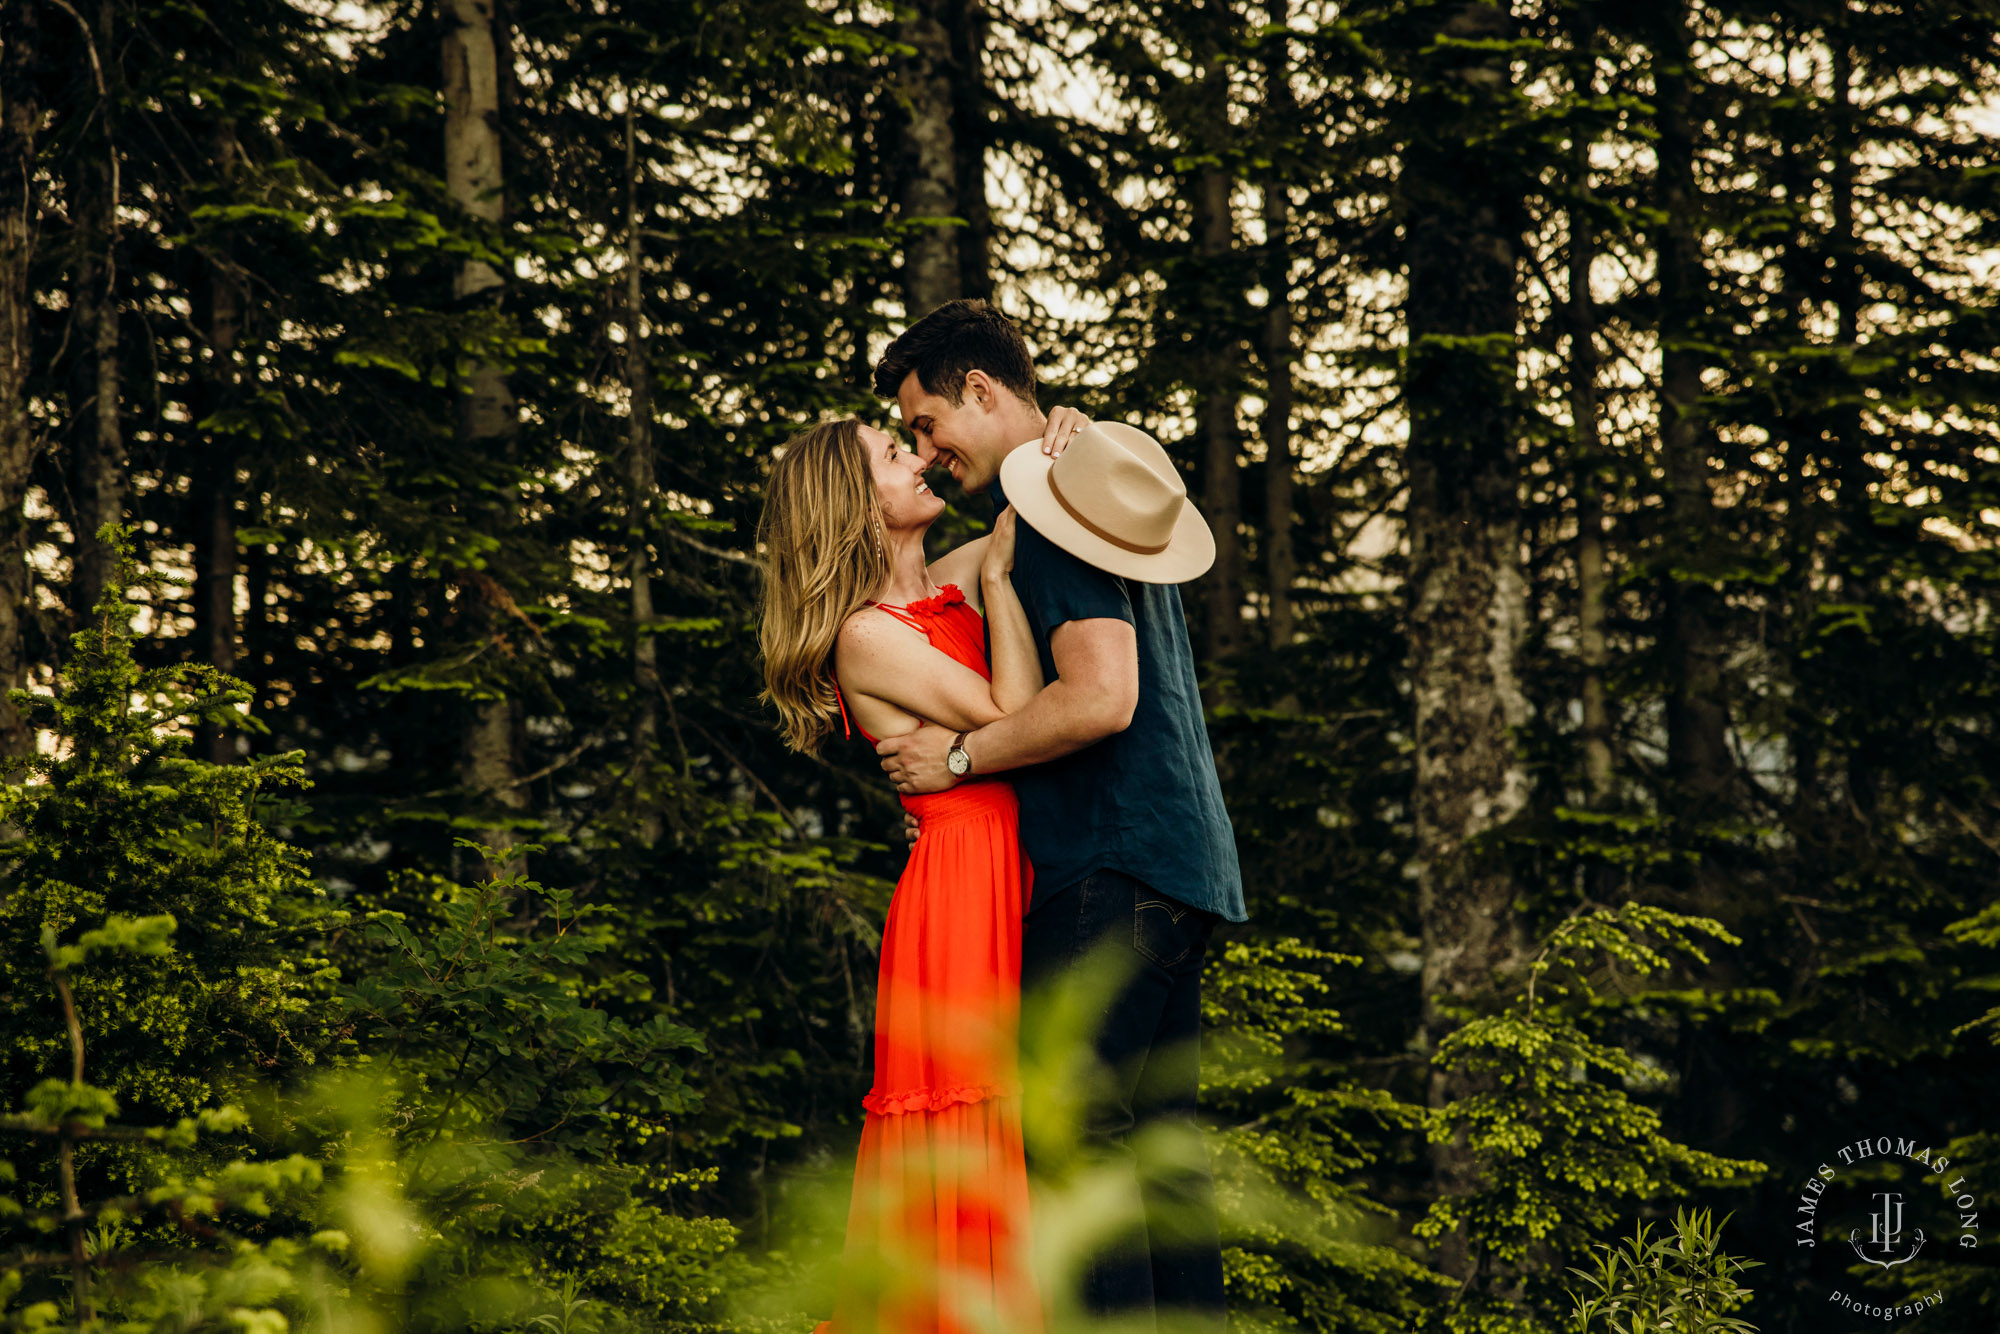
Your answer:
[818,584,1043,1334]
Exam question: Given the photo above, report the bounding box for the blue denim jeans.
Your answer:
[1021,867,1225,1330]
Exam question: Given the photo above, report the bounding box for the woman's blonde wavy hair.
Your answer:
[758,418,891,754]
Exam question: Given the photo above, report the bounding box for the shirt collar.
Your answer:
[988,477,1009,516]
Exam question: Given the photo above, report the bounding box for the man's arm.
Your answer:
[876,617,1137,793]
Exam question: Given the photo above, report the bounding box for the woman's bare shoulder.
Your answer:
[835,605,923,664]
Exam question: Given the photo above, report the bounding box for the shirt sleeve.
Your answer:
[1017,525,1135,641]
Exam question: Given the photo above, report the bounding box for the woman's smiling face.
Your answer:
[862,422,945,531]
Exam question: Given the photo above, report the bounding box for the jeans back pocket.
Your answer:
[1134,893,1194,969]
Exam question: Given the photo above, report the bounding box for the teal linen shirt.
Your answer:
[985,480,1247,922]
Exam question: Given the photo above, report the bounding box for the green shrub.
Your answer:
[1565,1206,1761,1334]
[0,530,739,1332]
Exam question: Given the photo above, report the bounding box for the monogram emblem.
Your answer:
[1849,1190,1926,1269]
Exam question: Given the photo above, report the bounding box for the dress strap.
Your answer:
[866,600,931,634]
[866,584,965,632]
[834,681,852,740]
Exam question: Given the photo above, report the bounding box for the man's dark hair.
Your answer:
[872,299,1040,408]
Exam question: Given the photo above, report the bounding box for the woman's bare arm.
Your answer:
[978,508,1043,713]
[836,511,1044,739]
[834,612,1006,737]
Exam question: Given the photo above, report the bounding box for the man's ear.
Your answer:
[964,369,996,412]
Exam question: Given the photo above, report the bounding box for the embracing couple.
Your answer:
[759,301,1246,1334]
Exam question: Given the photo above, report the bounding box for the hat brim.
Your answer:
[999,439,1217,585]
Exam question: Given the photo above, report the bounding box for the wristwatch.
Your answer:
[946,731,973,778]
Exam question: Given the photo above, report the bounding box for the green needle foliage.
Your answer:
[323,849,738,1330]
[0,532,738,1332]
[0,526,337,1146]
[1415,906,1770,1332]
[340,846,707,1158]
[1203,938,1448,1332]
[0,909,327,1333]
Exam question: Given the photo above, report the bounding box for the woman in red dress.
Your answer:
[758,416,1056,1334]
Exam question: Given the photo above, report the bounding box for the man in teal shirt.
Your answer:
[873,300,1243,1331]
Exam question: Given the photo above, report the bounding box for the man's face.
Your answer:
[895,371,1002,495]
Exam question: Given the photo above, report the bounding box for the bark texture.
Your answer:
[947,0,991,303]
[625,104,662,845]
[894,1,987,314]
[0,0,41,762]
[444,0,526,859]
[1194,162,1244,669]
[1569,55,1612,807]
[1261,7,1296,653]
[1402,0,1533,1288]
[1827,36,1883,820]
[192,120,245,763]
[69,0,123,621]
[444,0,513,443]
[1656,3,1732,816]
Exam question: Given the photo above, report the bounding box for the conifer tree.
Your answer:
[1393,0,1537,1286]
[0,529,334,1124]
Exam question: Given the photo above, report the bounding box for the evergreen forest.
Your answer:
[1,0,1998,1330]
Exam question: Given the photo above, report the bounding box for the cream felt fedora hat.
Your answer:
[999,421,1216,584]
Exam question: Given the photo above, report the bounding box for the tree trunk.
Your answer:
[894,0,968,315]
[69,0,123,620]
[1827,37,1864,522]
[443,0,525,863]
[1826,34,1883,821]
[1655,2,1732,817]
[1402,0,1533,1289]
[1768,38,1827,846]
[192,120,244,763]
[1261,6,1296,655]
[624,103,662,846]
[1654,2,1748,1149]
[948,1,991,303]
[1569,41,1612,808]
[244,515,270,733]
[0,0,41,764]
[847,78,885,391]
[444,0,513,444]
[70,243,122,615]
[1194,163,1244,670]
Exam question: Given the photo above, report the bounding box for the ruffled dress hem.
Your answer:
[860,1081,1017,1115]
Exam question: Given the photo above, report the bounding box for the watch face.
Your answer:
[947,748,971,776]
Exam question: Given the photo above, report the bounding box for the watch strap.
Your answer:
[950,730,970,774]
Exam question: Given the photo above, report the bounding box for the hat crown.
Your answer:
[997,416,1216,584]
[1047,423,1186,552]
